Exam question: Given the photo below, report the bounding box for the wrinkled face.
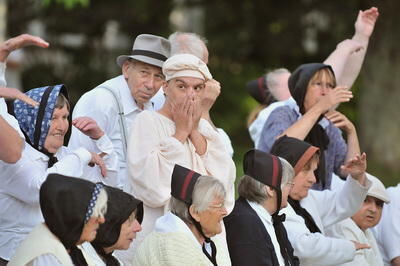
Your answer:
[122,60,165,109]
[164,77,205,106]
[290,159,318,200]
[44,105,69,153]
[352,196,384,231]
[79,216,105,243]
[111,211,142,251]
[303,69,336,112]
[194,196,227,238]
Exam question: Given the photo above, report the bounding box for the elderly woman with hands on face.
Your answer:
[126,54,236,255]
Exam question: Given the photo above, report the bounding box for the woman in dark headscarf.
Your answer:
[8,173,108,266]
[271,135,371,266]
[0,85,117,264]
[258,63,360,190]
[79,186,143,265]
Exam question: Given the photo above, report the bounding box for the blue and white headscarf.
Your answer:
[13,84,69,152]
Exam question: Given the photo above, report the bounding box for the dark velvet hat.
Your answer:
[243,149,283,190]
[246,75,276,105]
[171,164,201,205]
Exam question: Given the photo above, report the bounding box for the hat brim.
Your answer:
[116,55,164,68]
[368,192,390,204]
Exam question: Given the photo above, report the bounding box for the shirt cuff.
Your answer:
[72,147,92,165]
[94,134,113,155]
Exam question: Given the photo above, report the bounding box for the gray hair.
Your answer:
[168,32,208,62]
[266,68,290,100]
[238,157,294,204]
[170,175,226,224]
[90,188,108,219]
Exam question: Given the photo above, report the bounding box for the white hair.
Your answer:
[266,68,290,100]
[170,175,225,223]
[90,188,108,219]
[168,32,208,61]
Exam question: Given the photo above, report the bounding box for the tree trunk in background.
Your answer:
[360,1,400,184]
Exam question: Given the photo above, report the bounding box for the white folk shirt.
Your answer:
[0,144,101,260]
[114,111,236,264]
[248,200,285,266]
[373,184,400,266]
[280,176,371,266]
[326,218,384,266]
[69,75,154,191]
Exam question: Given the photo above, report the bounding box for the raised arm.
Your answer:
[325,7,379,89]
[0,115,23,163]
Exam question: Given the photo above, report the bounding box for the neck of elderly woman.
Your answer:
[186,222,206,245]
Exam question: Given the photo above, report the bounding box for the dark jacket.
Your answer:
[224,197,281,266]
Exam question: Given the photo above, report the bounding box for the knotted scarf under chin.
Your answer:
[272,212,300,266]
[42,149,59,168]
[304,122,329,189]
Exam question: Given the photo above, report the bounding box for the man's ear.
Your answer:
[189,205,200,222]
[163,81,169,96]
[122,60,132,79]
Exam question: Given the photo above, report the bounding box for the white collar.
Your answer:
[247,200,273,225]
[102,75,154,115]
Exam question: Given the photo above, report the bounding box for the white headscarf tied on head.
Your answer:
[163,54,212,81]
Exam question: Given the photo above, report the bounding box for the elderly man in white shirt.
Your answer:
[69,34,170,191]
[326,174,390,266]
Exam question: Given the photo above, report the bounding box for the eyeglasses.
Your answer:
[208,203,226,212]
[286,182,295,189]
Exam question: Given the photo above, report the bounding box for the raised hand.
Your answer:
[354,7,379,39]
[325,110,356,134]
[0,86,38,107]
[341,153,367,181]
[0,34,49,62]
[316,87,353,113]
[89,152,107,177]
[202,79,221,112]
[171,95,194,143]
[73,117,104,140]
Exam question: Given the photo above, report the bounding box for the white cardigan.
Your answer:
[134,212,231,266]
